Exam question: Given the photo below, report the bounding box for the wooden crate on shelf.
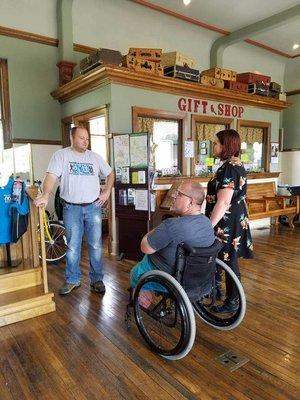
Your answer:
[201,67,236,81]
[161,52,195,68]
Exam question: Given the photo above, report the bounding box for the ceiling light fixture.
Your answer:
[183,0,191,5]
[292,43,299,50]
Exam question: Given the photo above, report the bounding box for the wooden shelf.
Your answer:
[0,267,42,295]
[0,285,55,327]
[51,65,290,111]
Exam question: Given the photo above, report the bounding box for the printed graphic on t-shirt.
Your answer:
[69,162,95,175]
[4,194,11,203]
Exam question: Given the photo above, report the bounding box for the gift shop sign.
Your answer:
[178,97,245,118]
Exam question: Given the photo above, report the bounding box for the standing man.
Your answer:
[35,126,114,295]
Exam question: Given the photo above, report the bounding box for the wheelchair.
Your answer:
[125,239,246,360]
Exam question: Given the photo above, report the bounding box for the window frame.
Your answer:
[191,114,234,173]
[0,59,12,149]
[236,119,271,172]
[132,106,188,175]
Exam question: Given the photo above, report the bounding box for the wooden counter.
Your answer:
[155,172,280,186]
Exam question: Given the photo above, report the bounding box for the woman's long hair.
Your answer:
[216,129,241,160]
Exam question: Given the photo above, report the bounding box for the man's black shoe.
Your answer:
[90,280,106,294]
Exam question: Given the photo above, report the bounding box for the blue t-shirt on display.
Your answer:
[0,178,29,245]
[0,178,14,244]
[148,214,215,275]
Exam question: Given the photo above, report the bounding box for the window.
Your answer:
[191,115,233,175]
[89,116,107,162]
[0,59,12,151]
[132,107,187,176]
[237,120,271,172]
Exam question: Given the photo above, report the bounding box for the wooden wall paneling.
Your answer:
[0,58,12,148]
[26,187,40,268]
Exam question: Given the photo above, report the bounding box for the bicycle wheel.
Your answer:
[38,221,67,263]
[192,259,246,331]
[133,270,196,360]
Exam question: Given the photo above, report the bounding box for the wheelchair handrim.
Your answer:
[133,271,195,358]
[193,258,246,331]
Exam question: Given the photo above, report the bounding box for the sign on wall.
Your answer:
[177,97,245,118]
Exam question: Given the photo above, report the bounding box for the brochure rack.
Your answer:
[113,133,155,260]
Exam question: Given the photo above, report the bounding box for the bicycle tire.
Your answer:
[38,221,67,263]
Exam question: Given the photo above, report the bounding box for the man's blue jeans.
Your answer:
[63,202,103,285]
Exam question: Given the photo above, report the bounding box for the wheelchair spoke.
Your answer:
[134,277,191,356]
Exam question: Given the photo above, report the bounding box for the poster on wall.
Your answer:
[113,134,130,168]
[130,134,148,168]
[184,140,194,158]
[271,142,279,164]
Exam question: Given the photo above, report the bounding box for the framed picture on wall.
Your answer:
[271,142,279,164]
[200,148,207,155]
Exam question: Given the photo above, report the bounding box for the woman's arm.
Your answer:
[210,187,234,227]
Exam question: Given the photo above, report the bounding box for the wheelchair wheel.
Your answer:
[38,221,67,263]
[192,259,246,331]
[133,270,196,360]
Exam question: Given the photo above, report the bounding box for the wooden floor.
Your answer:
[0,225,299,400]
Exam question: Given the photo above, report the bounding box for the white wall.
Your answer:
[280,151,300,185]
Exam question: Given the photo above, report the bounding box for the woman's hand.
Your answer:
[210,188,234,227]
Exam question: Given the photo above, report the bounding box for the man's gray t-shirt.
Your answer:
[148,214,215,274]
[47,147,112,203]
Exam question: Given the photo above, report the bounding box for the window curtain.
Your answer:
[137,117,176,133]
[195,123,226,141]
[239,126,263,144]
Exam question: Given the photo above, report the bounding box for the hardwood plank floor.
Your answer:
[0,225,299,399]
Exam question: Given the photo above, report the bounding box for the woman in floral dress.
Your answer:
[205,129,253,312]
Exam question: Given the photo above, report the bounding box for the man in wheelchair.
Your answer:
[127,180,246,359]
[130,180,215,306]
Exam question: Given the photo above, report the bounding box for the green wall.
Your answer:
[61,85,111,118]
[0,35,61,141]
[110,84,281,141]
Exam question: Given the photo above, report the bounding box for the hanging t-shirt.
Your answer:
[0,178,14,244]
[47,147,112,203]
[0,178,29,245]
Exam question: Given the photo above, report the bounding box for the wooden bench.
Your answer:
[246,182,299,227]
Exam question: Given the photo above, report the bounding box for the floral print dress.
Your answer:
[205,158,254,262]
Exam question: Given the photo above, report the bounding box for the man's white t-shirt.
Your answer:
[47,147,112,203]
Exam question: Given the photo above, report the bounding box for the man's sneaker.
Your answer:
[211,298,239,313]
[59,282,81,295]
[90,280,106,294]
